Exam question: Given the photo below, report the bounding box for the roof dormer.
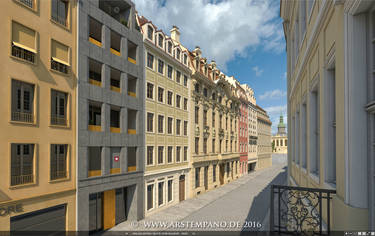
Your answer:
[166,39,173,55]
[156,31,165,49]
[146,24,155,42]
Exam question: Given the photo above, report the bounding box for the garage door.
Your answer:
[10,204,66,231]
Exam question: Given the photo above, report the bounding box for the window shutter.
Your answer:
[52,40,69,65]
[12,22,36,52]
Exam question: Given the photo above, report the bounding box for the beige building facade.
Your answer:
[0,0,77,230]
[189,47,241,198]
[138,17,191,216]
[256,105,272,170]
[281,0,374,230]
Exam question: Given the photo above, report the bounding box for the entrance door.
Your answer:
[89,193,102,232]
[10,204,66,231]
[115,188,127,225]
[219,164,224,185]
[204,166,208,190]
[179,175,185,202]
[103,189,116,230]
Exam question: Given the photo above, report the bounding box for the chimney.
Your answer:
[170,25,180,43]
[193,46,202,57]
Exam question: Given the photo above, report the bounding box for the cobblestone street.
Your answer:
[107,154,287,234]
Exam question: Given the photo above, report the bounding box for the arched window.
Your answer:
[168,41,172,54]
[195,83,200,93]
[147,26,153,40]
[158,34,163,48]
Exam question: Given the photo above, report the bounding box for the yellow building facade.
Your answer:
[281,0,373,230]
[189,46,241,198]
[138,16,191,216]
[0,0,77,231]
[256,105,272,170]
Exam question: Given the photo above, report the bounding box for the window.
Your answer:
[147,26,153,40]
[127,75,137,96]
[168,41,172,54]
[167,117,173,134]
[158,34,163,48]
[195,167,200,188]
[158,146,164,164]
[158,182,164,206]
[51,0,68,27]
[88,147,101,177]
[212,139,215,153]
[195,106,199,124]
[203,138,207,154]
[220,115,222,128]
[89,103,101,127]
[147,146,154,165]
[212,93,216,101]
[147,83,154,99]
[147,113,154,132]
[184,121,188,136]
[167,146,173,163]
[167,65,173,79]
[158,87,164,103]
[147,53,154,69]
[184,75,188,87]
[203,110,207,126]
[203,88,208,97]
[51,90,68,126]
[158,115,164,133]
[89,17,102,47]
[167,179,173,202]
[158,59,164,74]
[11,144,34,186]
[184,98,188,110]
[89,58,102,86]
[50,144,68,180]
[212,112,215,127]
[16,0,34,9]
[176,119,181,135]
[195,83,200,93]
[176,146,181,162]
[147,184,154,210]
[11,80,34,123]
[184,147,188,161]
[183,54,187,65]
[213,164,216,182]
[176,95,181,108]
[195,137,199,154]
[51,40,69,73]
[11,21,36,63]
[167,91,173,105]
[176,71,181,83]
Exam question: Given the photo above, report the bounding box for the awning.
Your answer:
[52,57,70,66]
[12,42,36,53]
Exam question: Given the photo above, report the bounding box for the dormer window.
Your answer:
[147,26,153,40]
[176,49,180,60]
[212,93,216,101]
[158,34,163,48]
[219,96,222,103]
[203,88,208,97]
[168,42,172,54]
[183,54,187,65]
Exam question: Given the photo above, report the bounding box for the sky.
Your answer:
[134,0,287,134]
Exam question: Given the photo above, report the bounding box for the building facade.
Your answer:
[272,114,288,154]
[281,0,373,230]
[76,0,144,231]
[256,105,272,170]
[237,85,249,175]
[137,16,191,216]
[0,0,77,231]
[189,47,241,198]
[242,84,258,172]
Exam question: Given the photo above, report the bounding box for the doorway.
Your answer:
[204,166,208,190]
[179,175,185,202]
[219,164,224,185]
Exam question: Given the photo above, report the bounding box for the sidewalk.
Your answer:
[109,160,286,232]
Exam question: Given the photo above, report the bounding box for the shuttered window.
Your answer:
[11,80,34,123]
[51,90,67,126]
[51,40,69,73]
[11,21,36,62]
[50,144,67,180]
[11,144,34,186]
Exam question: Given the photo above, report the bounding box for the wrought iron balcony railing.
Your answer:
[270,184,336,235]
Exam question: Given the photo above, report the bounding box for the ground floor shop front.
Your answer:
[0,189,75,231]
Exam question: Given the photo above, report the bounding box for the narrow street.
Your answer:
[108,154,287,233]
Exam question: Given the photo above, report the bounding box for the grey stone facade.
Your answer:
[77,0,145,230]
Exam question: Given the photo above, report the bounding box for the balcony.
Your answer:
[11,111,34,123]
[51,115,67,126]
[17,0,34,9]
[11,174,33,186]
[12,44,35,63]
[270,184,336,234]
[51,170,67,180]
[89,59,102,87]
[89,17,102,47]
[128,75,137,97]
[110,68,121,93]
[99,0,131,28]
[128,40,137,65]
[128,109,137,134]
[110,108,120,133]
[127,147,137,172]
[110,30,121,56]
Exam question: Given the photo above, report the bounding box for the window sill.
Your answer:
[49,123,70,129]
[49,177,70,184]
[9,182,36,190]
[50,68,70,77]
[10,54,37,66]
[50,19,70,32]
[9,120,37,126]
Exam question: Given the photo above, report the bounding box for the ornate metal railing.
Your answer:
[270,184,336,235]
[12,45,35,63]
